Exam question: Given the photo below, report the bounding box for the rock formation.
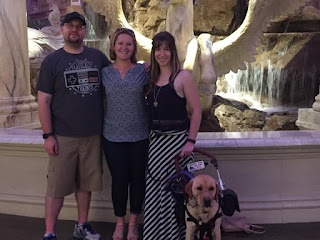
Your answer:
[84,0,310,111]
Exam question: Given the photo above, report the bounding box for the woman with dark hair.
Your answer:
[101,28,149,240]
[143,31,202,240]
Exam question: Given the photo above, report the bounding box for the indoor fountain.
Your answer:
[0,0,319,224]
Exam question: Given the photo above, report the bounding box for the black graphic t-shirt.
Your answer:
[36,46,110,137]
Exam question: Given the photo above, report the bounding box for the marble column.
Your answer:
[0,0,38,128]
[296,86,320,130]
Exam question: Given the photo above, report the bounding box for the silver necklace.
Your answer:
[153,86,162,108]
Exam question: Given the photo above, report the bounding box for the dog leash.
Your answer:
[173,154,182,173]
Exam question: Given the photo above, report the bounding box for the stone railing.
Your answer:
[0,128,320,224]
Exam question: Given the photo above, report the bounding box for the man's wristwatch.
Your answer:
[42,132,54,139]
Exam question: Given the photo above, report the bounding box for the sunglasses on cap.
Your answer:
[115,27,135,35]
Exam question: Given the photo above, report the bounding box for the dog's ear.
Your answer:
[185,178,194,198]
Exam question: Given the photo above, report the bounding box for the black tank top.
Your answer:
[147,84,189,130]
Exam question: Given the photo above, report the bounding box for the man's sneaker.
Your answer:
[73,222,101,240]
[42,233,57,240]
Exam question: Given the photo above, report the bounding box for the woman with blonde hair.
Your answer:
[143,31,202,240]
[101,28,149,240]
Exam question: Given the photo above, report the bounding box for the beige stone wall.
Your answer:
[194,0,237,34]
[1,129,320,223]
[126,0,320,39]
[127,0,238,38]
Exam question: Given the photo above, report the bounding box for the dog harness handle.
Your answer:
[193,148,218,168]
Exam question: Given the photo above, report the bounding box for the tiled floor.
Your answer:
[2,213,320,240]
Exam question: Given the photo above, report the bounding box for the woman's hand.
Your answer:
[179,141,195,157]
[143,62,151,72]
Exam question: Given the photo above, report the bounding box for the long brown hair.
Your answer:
[147,31,181,94]
[109,28,137,63]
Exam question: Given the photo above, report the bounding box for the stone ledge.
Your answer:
[0,129,319,223]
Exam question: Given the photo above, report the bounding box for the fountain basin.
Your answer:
[0,128,319,223]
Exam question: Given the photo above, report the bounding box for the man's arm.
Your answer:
[38,90,58,155]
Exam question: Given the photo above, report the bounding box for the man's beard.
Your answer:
[65,34,83,46]
[68,38,80,43]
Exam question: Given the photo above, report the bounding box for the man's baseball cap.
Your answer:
[61,12,86,26]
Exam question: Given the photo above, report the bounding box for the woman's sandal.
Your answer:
[127,223,139,240]
[113,222,125,240]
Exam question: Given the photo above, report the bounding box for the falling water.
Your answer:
[217,40,319,112]
[83,4,110,56]
[218,61,318,112]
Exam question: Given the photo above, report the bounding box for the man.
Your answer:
[37,12,110,240]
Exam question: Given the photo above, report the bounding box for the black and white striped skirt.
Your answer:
[143,130,194,240]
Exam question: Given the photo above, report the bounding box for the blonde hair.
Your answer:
[109,28,137,63]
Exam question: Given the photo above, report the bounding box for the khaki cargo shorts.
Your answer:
[46,135,103,198]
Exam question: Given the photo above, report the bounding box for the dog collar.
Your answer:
[186,202,222,240]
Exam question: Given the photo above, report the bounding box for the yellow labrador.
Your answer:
[185,174,222,240]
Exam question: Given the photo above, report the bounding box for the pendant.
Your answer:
[153,101,158,108]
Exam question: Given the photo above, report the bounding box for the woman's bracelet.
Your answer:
[187,138,196,144]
